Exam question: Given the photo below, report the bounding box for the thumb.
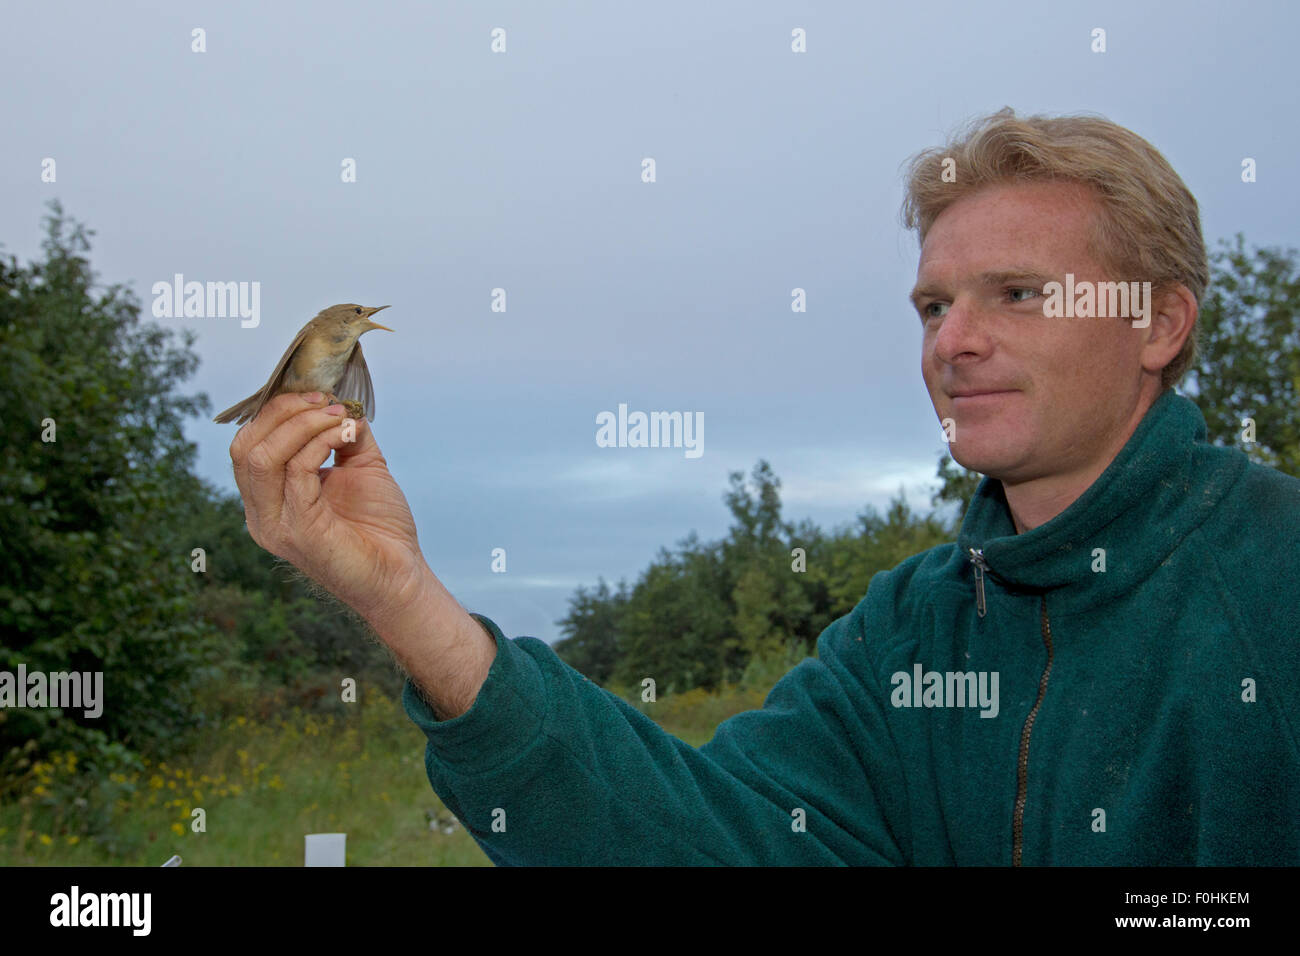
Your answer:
[331,415,384,465]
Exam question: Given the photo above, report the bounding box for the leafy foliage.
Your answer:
[551,578,628,685]
[1186,233,1300,474]
[0,202,221,760]
[932,452,982,526]
[556,461,951,693]
[0,204,398,794]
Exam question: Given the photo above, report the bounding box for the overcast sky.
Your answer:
[4,0,1297,643]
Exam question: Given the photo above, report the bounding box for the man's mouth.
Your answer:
[950,389,1018,406]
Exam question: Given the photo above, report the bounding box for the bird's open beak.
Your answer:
[363,305,393,332]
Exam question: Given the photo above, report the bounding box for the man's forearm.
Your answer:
[360,564,497,720]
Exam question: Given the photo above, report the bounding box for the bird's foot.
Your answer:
[322,393,366,419]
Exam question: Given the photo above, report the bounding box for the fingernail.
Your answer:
[304,392,324,403]
[323,404,345,416]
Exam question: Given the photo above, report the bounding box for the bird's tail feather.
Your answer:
[213,393,261,425]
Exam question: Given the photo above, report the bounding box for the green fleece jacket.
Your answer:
[402,389,1300,864]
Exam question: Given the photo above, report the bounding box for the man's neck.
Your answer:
[1006,473,1106,533]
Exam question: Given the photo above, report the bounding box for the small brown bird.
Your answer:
[213,304,393,425]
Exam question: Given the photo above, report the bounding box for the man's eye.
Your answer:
[1007,287,1039,303]
[922,302,949,320]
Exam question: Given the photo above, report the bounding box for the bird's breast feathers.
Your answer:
[285,345,355,391]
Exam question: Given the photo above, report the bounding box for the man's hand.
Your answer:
[229,391,425,622]
[228,392,496,718]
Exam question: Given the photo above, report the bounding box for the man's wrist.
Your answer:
[357,562,497,720]
[357,559,441,641]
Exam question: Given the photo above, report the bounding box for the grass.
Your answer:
[0,678,774,866]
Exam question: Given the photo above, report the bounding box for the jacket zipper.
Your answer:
[1012,594,1055,866]
[968,548,989,617]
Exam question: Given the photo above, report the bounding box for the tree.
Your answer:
[0,202,221,760]
[931,452,982,529]
[723,461,808,663]
[1185,234,1300,477]
[611,534,737,693]
[555,461,955,695]
[553,578,628,685]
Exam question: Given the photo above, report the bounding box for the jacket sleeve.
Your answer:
[401,609,909,865]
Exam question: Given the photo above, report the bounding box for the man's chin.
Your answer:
[945,414,1035,476]
[948,445,1024,483]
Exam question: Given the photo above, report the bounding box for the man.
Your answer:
[229,108,1300,865]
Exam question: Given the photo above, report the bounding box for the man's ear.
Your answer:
[1140,283,1197,377]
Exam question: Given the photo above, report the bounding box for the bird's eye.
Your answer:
[354,307,362,314]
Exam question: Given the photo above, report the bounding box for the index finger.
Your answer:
[230,391,328,463]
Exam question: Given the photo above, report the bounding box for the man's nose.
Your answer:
[931,298,993,366]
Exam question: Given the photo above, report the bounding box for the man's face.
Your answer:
[912,180,1149,486]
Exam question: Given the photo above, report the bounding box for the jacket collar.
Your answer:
[954,389,1245,614]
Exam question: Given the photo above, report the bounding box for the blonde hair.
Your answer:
[900,107,1208,390]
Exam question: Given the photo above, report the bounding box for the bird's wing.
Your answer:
[218,322,315,424]
[336,342,376,422]
[254,322,313,404]
[214,322,312,424]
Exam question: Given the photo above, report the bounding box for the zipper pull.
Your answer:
[968,547,989,618]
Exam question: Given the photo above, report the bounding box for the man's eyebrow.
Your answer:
[909,268,1057,308]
